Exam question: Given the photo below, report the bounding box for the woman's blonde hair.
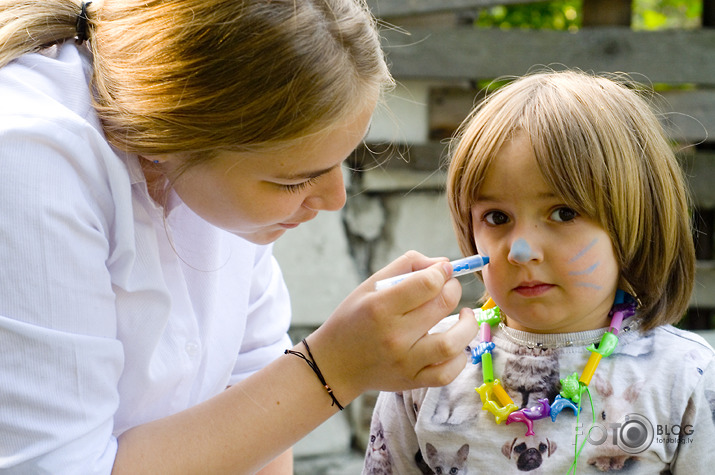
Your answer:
[447,70,695,331]
[0,0,391,159]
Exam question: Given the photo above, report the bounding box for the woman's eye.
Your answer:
[483,210,509,225]
[550,207,578,222]
[280,178,316,193]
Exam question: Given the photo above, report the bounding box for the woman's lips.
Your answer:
[513,281,555,297]
[279,212,318,229]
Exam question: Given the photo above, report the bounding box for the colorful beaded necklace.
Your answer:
[471,290,637,437]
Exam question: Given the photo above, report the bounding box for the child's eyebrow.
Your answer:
[474,191,558,202]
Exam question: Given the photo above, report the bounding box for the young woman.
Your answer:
[0,1,478,473]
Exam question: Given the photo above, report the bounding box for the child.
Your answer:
[363,70,715,473]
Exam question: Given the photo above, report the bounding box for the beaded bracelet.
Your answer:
[285,338,344,410]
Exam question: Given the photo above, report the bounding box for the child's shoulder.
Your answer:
[652,325,715,356]
[628,324,715,377]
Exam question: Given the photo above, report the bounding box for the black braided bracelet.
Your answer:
[285,338,344,410]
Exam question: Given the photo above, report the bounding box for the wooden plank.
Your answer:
[366,0,535,18]
[353,144,715,197]
[582,0,631,26]
[425,85,714,144]
[681,150,715,209]
[381,27,715,86]
[659,89,715,144]
[692,261,715,307]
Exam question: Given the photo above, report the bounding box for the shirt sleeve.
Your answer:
[0,123,124,473]
[671,356,715,473]
[228,244,292,385]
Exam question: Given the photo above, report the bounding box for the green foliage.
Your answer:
[633,0,702,30]
[475,0,702,31]
[475,0,581,30]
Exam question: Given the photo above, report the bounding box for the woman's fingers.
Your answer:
[410,307,478,387]
[369,250,448,283]
[372,260,457,318]
[311,252,479,396]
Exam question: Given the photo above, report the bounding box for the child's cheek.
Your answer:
[480,266,497,295]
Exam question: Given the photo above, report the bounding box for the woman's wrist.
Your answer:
[285,338,344,410]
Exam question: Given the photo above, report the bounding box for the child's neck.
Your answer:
[503,314,612,334]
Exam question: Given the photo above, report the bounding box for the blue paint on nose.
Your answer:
[510,238,533,262]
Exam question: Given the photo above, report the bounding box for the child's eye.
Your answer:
[550,207,578,222]
[483,210,509,225]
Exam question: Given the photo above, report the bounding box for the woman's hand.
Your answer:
[308,251,479,402]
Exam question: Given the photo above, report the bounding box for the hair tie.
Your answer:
[75,2,93,45]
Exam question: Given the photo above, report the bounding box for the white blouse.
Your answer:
[0,44,292,473]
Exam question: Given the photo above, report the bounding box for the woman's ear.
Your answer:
[140,154,171,165]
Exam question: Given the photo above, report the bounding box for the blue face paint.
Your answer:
[569,261,600,276]
[510,238,534,263]
[568,239,604,290]
[569,238,598,262]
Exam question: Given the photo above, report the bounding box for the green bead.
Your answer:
[477,307,501,326]
[482,351,494,383]
[587,331,619,357]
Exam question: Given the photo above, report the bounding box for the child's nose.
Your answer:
[508,237,542,264]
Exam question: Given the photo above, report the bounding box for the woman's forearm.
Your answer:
[113,347,352,474]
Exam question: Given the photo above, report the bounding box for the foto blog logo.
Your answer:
[580,413,683,454]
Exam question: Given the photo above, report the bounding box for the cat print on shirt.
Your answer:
[417,442,469,475]
[502,347,561,409]
[364,418,392,474]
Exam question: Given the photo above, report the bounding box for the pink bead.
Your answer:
[481,321,491,342]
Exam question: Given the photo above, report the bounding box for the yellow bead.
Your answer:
[579,352,602,386]
[492,381,515,407]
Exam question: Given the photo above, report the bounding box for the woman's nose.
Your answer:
[302,167,347,212]
[508,237,542,264]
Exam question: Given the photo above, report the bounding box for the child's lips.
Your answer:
[513,281,555,297]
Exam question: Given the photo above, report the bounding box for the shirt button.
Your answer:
[185,341,200,357]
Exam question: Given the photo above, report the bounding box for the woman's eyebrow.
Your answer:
[275,163,341,181]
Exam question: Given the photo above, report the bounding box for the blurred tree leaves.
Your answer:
[474,0,702,30]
